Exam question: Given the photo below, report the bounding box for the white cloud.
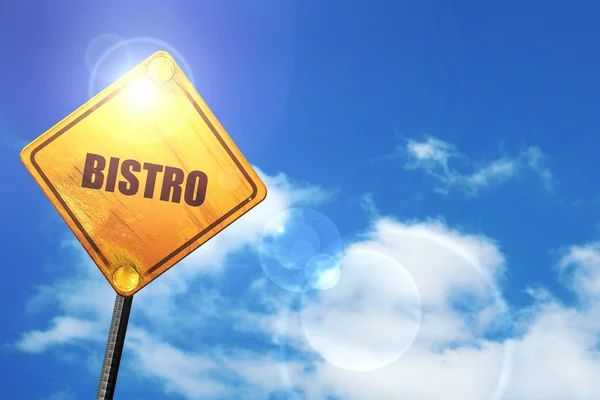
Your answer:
[406,136,458,165]
[126,328,230,399]
[16,316,99,353]
[402,136,555,195]
[504,303,600,400]
[250,218,515,399]
[237,218,600,400]
[14,171,600,399]
[358,192,379,219]
[558,242,600,301]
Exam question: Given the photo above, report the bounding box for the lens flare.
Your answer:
[300,248,422,371]
[258,208,343,292]
[304,254,341,290]
[275,228,514,400]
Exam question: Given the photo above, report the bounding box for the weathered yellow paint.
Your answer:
[21,51,267,296]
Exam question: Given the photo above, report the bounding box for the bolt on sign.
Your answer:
[21,51,267,296]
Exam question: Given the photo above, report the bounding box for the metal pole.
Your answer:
[96,294,133,400]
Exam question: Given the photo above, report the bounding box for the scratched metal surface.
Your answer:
[96,294,132,400]
[21,51,267,296]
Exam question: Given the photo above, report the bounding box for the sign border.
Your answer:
[28,81,259,277]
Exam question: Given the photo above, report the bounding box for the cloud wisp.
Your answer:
[396,135,556,196]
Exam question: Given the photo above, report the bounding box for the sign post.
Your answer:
[96,294,133,400]
[21,51,267,396]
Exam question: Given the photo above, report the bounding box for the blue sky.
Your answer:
[2,1,600,399]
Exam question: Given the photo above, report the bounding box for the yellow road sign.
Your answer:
[21,51,267,296]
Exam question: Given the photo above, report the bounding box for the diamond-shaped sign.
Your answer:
[21,51,267,296]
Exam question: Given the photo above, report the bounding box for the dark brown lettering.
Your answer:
[119,159,141,196]
[105,157,120,192]
[81,153,106,189]
[184,170,208,207]
[160,166,184,203]
[143,162,163,199]
[81,153,208,206]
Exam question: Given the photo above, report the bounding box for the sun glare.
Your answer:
[125,77,156,110]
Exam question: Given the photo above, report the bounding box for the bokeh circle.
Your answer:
[258,208,344,293]
[300,248,422,371]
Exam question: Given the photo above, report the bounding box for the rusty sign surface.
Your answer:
[21,51,267,296]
